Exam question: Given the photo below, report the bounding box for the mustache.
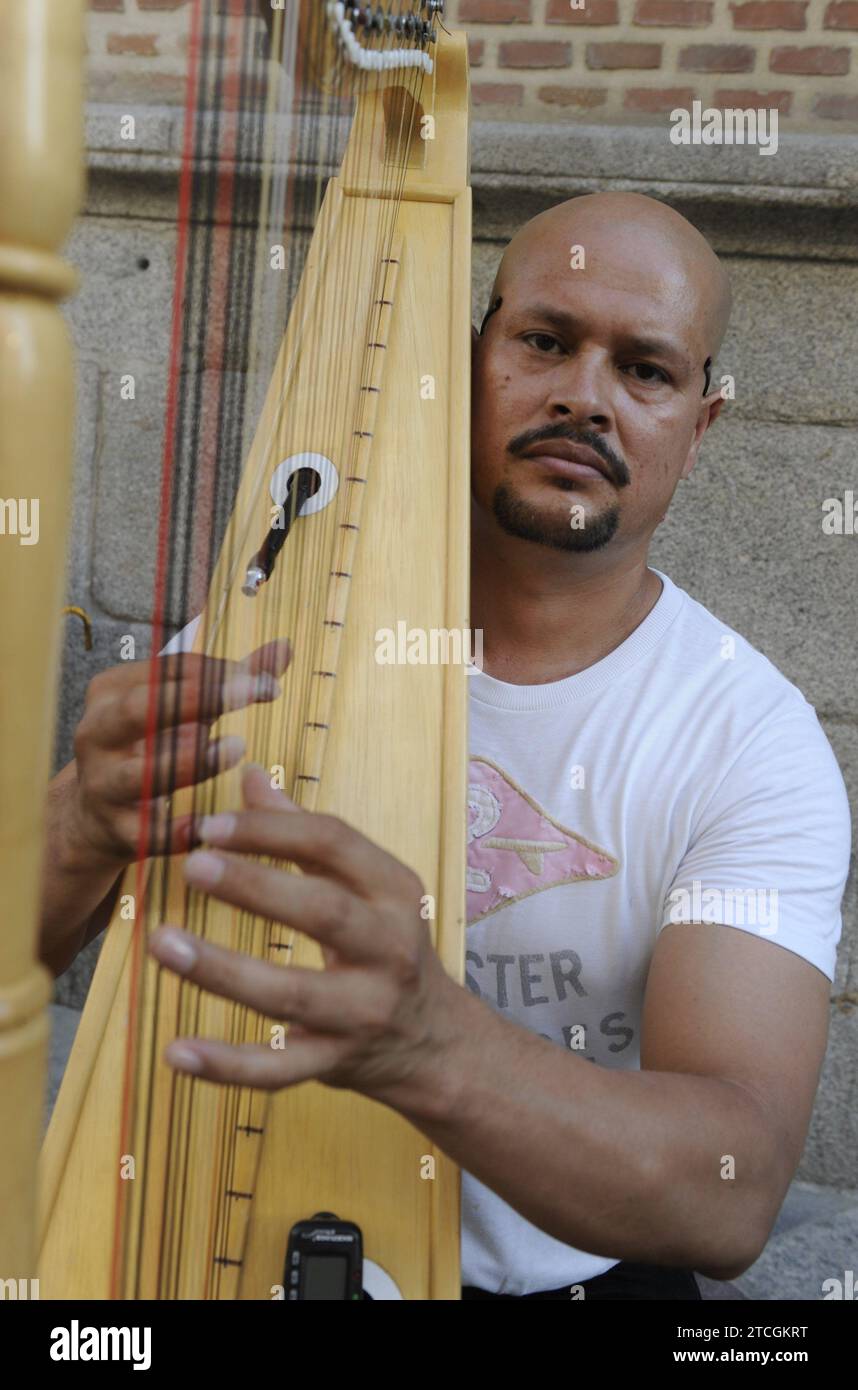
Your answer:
[508,424,630,488]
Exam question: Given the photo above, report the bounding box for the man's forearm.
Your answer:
[391,983,779,1281]
[39,762,125,976]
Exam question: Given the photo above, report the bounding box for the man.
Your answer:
[41,192,851,1300]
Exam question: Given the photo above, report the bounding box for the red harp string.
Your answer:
[110,0,435,1299]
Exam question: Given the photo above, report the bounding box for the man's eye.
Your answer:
[625,362,669,384]
[522,332,564,354]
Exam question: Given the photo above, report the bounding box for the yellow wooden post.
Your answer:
[0,0,85,1285]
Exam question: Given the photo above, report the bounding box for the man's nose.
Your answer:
[543,348,612,429]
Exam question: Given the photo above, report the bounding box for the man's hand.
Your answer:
[149,764,464,1113]
[40,639,291,974]
[66,641,291,869]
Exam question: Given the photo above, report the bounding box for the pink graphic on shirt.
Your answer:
[467,756,619,925]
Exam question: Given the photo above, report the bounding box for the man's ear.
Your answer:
[680,389,726,481]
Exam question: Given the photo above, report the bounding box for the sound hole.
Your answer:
[269,451,340,517]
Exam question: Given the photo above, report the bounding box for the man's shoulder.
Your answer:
[658,571,813,725]
[656,572,850,800]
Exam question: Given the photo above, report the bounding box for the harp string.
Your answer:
[214,5,428,1295]
[204,12,428,1300]
[205,28,428,1301]
[195,11,369,1300]
[160,0,266,1301]
[168,0,424,1301]
[115,0,436,1298]
[163,0,314,1300]
[111,0,211,1299]
[202,6,318,1300]
[114,0,288,1298]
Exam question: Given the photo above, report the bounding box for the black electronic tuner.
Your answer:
[284,1212,366,1301]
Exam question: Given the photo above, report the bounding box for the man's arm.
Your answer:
[397,704,846,1276]
[149,786,832,1282]
[399,920,828,1281]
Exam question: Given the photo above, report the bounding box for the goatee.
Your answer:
[492,484,620,553]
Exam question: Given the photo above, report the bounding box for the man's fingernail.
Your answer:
[253,673,281,701]
[199,812,236,843]
[185,850,225,886]
[252,638,291,666]
[153,927,198,971]
[166,1043,203,1075]
[206,734,245,770]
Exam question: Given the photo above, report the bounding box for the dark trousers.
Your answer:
[463,1259,702,1301]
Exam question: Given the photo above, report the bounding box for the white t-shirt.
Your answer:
[164,568,851,1296]
[461,568,850,1294]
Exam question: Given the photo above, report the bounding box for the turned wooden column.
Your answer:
[0,0,85,1283]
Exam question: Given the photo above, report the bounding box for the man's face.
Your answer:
[471,218,721,557]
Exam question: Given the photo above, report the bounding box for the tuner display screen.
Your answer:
[303,1254,348,1300]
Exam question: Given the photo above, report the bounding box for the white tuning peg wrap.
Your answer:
[325,2,436,74]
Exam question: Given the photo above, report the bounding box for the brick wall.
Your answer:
[460,0,858,125]
[86,0,858,129]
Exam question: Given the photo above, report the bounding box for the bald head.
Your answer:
[489,192,732,366]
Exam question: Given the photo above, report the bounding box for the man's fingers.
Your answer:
[147,640,292,684]
[195,805,416,900]
[85,669,282,750]
[241,761,301,812]
[94,728,246,806]
[163,1035,347,1090]
[181,852,388,963]
[150,926,386,1033]
[150,639,292,686]
[240,639,292,680]
[110,805,199,859]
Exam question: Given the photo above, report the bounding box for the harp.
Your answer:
[37,1,471,1300]
[0,0,85,1288]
